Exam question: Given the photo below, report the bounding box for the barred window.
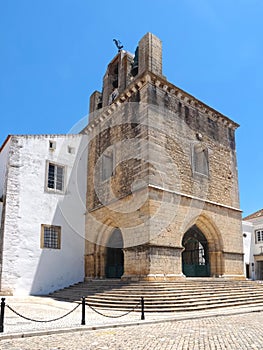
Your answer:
[46,162,64,192]
[41,225,61,249]
[255,230,263,244]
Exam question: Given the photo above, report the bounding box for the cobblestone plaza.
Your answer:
[1,312,263,350]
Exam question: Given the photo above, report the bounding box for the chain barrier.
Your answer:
[85,300,141,318]
[6,303,80,323]
[0,296,145,333]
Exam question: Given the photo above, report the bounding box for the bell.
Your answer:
[131,64,138,77]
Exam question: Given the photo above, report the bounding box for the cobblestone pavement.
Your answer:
[2,312,263,350]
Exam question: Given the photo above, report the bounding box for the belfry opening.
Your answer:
[182,226,210,277]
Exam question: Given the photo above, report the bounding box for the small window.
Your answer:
[178,102,182,114]
[49,140,56,151]
[185,106,189,118]
[193,144,209,176]
[46,162,65,192]
[41,224,61,249]
[68,146,75,154]
[185,106,190,124]
[255,230,263,244]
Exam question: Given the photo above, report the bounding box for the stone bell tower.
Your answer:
[84,33,244,281]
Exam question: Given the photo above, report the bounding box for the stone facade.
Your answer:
[84,33,244,281]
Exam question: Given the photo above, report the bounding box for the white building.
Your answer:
[0,134,87,295]
[242,209,263,280]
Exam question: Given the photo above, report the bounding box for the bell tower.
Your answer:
[84,33,244,281]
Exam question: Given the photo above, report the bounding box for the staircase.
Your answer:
[49,279,263,312]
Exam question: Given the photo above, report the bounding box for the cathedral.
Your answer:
[0,33,244,295]
[84,32,243,281]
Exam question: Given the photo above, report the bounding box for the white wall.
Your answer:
[248,216,263,280]
[0,136,11,198]
[249,216,263,257]
[242,220,253,278]
[1,134,88,295]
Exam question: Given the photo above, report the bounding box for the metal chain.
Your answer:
[85,301,140,318]
[6,303,80,323]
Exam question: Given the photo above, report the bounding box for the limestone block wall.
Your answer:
[147,189,243,278]
[138,33,163,77]
[145,81,240,209]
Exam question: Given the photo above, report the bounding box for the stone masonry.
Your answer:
[84,33,244,281]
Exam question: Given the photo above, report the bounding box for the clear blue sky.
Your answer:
[1,0,262,217]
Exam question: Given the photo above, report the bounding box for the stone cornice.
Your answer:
[144,71,239,130]
[88,183,242,214]
[84,70,239,133]
[148,184,242,213]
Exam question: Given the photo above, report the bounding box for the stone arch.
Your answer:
[182,226,210,277]
[93,219,124,279]
[96,218,118,247]
[182,215,224,277]
[195,215,224,276]
[105,228,124,278]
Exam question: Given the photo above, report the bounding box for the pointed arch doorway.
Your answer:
[105,228,124,278]
[182,225,210,277]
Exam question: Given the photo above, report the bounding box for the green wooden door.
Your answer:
[105,247,124,278]
[182,226,210,277]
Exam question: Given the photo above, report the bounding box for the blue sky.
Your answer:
[1,0,262,217]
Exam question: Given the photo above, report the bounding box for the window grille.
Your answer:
[41,225,61,249]
[255,230,263,243]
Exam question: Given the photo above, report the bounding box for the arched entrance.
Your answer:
[182,225,210,277]
[105,229,124,278]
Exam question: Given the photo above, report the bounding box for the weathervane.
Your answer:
[113,39,123,52]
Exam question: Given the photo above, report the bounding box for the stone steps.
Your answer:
[53,287,263,299]
[53,283,261,293]
[86,297,263,312]
[49,279,263,312]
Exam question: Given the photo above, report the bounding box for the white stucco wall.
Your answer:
[246,215,263,280]
[1,134,88,295]
[242,220,253,277]
[242,216,263,280]
[248,216,263,257]
[242,221,253,263]
[0,136,11,199]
